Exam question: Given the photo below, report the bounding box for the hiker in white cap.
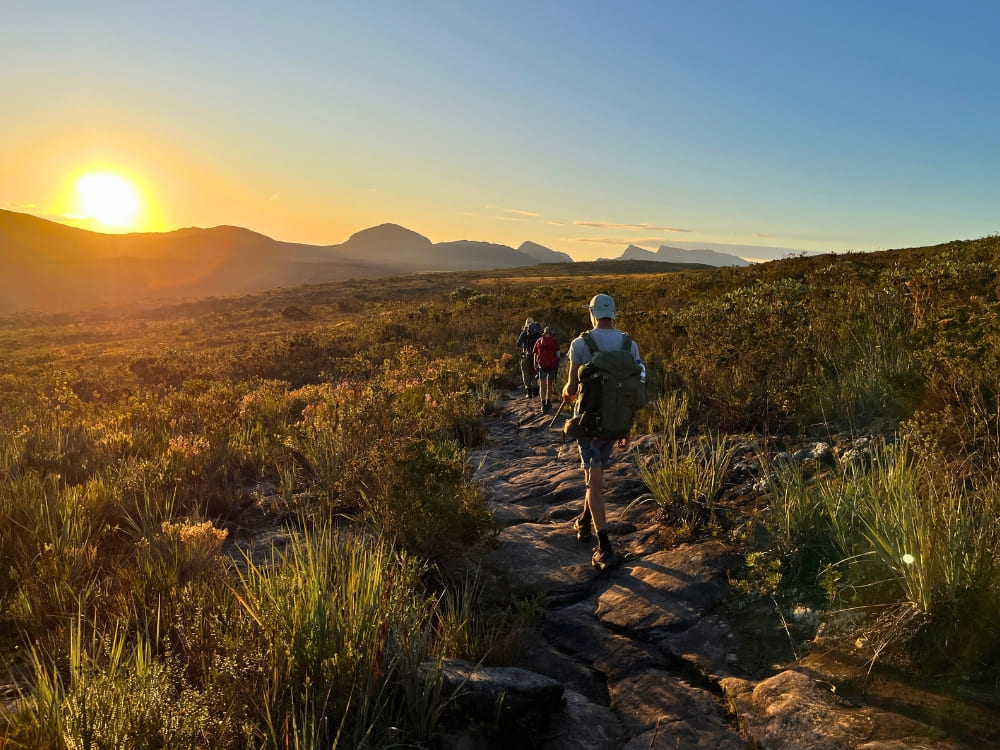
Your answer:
[562,293,644,571]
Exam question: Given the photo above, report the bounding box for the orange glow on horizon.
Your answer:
[56,166,161,234]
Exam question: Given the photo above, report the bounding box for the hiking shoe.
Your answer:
[574,515,592,542]
[542,401,551,412]
[591,546,621,571]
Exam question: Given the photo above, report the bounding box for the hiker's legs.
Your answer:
[538,370,553,409]
[520,354,536,396]
[587,463,606,529]
[578,438,614,538]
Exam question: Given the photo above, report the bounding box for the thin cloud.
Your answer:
[752,232,772,238]
[566,236,668,246]
[4,202,36,210]
[547,220,566,227]
[573,221,691,233]
[466,207,536,221]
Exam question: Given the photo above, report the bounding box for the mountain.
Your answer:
[333,223,433,260]
[325,224,548,272]
[0,211,570,312]
[615,244,751,267]
[517,241,574,264]
[664,239,819,263]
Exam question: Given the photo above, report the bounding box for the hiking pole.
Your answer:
[547,398,568,429]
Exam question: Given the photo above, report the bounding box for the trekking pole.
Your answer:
[547,398,568,429]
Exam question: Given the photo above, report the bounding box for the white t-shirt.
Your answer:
[569,327,642,368]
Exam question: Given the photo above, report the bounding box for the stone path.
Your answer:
[457,391,980,750]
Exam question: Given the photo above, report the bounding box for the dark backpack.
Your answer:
[521,322,542,352]
[564,332,647,440]
[535,334,560,370]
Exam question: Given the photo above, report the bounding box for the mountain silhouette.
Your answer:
[324,224,551,271]
[517,241,574,264]
[334,223,433,260]
[611,243,750,267]
[0,210,570,312]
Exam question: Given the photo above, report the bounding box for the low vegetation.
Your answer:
[2,236,1000,745]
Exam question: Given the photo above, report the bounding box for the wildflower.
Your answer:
[168,434,211,461]
[902,553,915,565]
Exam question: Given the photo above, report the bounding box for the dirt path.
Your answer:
[463,391,980,749]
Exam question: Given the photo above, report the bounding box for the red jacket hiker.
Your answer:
[533,332,560,371]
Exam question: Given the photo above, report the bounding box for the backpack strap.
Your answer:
[620,334,633,352]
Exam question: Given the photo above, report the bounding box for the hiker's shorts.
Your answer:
[537,367,559,381]
[578,437,614,470]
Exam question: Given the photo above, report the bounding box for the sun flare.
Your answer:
[74,171,142,228]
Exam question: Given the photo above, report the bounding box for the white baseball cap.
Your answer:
[586,294,616,320]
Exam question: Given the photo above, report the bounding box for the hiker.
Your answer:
[515,317,542,398]
[532,326,561,412]
[562,293,645,571]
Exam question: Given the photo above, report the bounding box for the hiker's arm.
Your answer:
[632,341,647,383]
[562,353,580,400]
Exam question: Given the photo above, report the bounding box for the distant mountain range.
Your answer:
[0,210,585,312]
[607,244,751,267]
[0,209,753,312]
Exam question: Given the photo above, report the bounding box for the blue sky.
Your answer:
[2,0,998,261]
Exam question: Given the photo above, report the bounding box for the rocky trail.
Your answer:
[442,391,995,750]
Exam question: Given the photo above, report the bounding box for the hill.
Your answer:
[609,243,751,266]
[517,240,574,263]
[326,223,553,272]
[0,211,576,312]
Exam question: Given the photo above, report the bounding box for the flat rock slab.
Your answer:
[721,670,966,750]
[609,669,740,739]
[596,541,732,639]
[540,690,625,750]
[480,521,598,596]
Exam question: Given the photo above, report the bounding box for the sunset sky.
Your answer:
[3,1,999,262]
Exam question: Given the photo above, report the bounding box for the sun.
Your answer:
[74,171,142,229]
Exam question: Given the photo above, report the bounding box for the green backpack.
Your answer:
[564,332,647,440]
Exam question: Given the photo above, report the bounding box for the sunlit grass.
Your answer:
[755,436,1000,672]
[3,236,1000,738]
[635,393,736,536]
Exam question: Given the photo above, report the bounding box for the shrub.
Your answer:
[360,437,496,562]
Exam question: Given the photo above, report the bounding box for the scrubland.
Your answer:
[2,238,1000,746]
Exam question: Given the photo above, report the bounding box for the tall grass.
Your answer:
[825,440,1000,616]
[234,523,447,748]
[5,525,469,749]
[756,436,1000,672]
[635,394,736,536]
